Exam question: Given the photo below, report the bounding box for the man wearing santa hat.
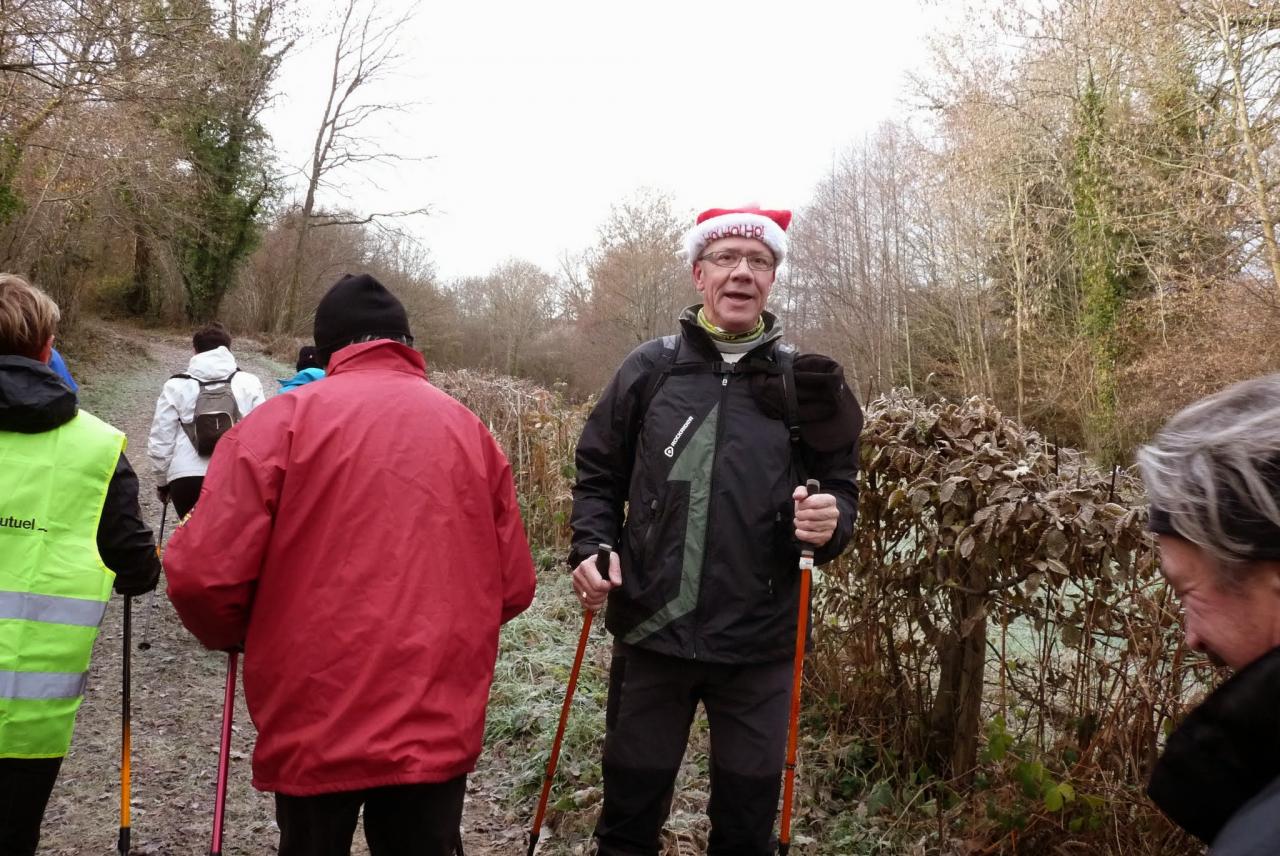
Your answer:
[568,207,862,854]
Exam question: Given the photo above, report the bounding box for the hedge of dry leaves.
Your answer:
[806,391,1207,853]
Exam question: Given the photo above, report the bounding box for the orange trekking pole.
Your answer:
[527,543,612,856]
[118,595,134,855]
[119,503,168,853]
[779,478,820,855]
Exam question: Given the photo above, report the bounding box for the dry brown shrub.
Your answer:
[807,390,1208,854]
[1118,282,1280,453]
[431,368,587,553]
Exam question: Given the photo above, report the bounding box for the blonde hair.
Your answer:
[0,274,60,359]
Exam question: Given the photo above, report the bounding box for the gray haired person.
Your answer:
[1140,373,1280,855]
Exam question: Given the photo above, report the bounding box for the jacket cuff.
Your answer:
[567,542,593,570]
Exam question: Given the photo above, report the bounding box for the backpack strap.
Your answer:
[638,334,680,419]
[777,343,800,449]
[667,361,740,376]
[775,342,808,487]
[203,370,239,386]
[172,370,239,386]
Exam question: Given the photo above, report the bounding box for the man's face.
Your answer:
[692,236,776,333]
[1159,534,1280,671]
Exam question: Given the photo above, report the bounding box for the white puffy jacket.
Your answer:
[148,346,266,485]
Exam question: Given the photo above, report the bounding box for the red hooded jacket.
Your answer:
[163,341,536,795]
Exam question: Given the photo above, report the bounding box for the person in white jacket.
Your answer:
[148,323,265,516]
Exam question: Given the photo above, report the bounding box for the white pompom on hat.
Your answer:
[681,206,792,265]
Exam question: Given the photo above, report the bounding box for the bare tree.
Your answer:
[460,259,556,375]
[584,189,689,345]
[786,126,927,401]
[1192,0,1280,299]
[278,0,428,331]
[0,0,291,322]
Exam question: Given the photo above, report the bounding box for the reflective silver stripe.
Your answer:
[0,591,107,628]
[0,669,88,700]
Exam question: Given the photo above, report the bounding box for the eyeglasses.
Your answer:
[698,249,777,272]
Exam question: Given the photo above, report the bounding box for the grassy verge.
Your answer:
[483,558,930,856]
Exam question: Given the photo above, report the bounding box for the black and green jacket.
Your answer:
[569,310,859,664]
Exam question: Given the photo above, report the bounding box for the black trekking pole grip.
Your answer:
[801,479,820,558]
[798,478,819,557]
[595,544,613,583]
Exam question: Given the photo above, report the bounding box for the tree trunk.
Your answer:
[280,211,313,332]
[124,231,153,316]
[927,586,988,783]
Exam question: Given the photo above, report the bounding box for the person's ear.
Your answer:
[692,262,707,295]
[1260,560,1280,597]
[37,336,53,364]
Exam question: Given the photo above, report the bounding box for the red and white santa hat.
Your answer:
[682,206,792,266]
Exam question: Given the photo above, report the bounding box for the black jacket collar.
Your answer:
[1148,645,1280,843]
[0,355,77,433]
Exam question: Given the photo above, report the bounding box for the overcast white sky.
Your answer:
[263,0,935,282]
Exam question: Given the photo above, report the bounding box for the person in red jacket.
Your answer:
[162,273,537,856]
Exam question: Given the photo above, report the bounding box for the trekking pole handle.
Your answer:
[801,480,820,559]
[595,544,613,583]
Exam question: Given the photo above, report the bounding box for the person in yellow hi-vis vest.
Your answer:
[0,274,160,856]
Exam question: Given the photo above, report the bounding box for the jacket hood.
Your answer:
[0,355,77,433]
[1148,644,1280,843]
[185,345,240,381]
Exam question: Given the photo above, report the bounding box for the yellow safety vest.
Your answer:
[0,410,124,757]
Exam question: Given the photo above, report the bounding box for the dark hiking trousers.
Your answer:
[167,476,203,518]
[274,775,466,856]
[0,757,62,856]
[594,642,793,856]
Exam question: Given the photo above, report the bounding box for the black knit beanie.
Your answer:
[295,345,321,372]
[313,274,412,361]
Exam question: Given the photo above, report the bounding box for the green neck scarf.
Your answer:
[696,307,765,344]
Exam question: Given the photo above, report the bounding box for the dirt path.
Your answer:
[40,321,521,855]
